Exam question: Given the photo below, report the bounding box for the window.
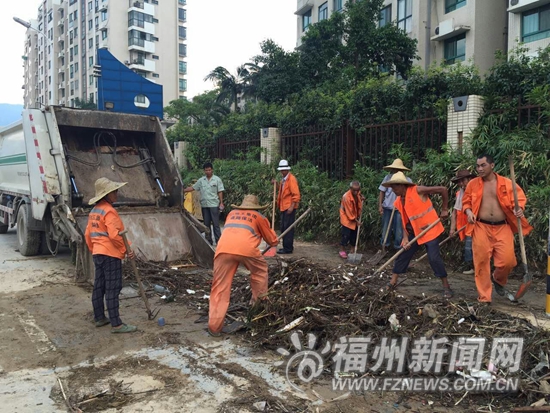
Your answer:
[319,2,328,21]
[89,56,93,67]
[89,93,94,103]
[95,16,99,27]
[179,43,187,56]
[522,4,550,43]
[397,0,412,33]
[75,79,79,90]
[179,0,186,4]
[445,0,466,14]
[70,65,74,79]
[128,11,153,27]
[89,74,94,85]
[178,8,186,21]
[179,61,187,74]
[74,45,78,56]
[75,62,79,73]
[302,10,312,31]
[88,20,93,30]
[152,73,159,78]
[444,33,466,64]
[152,55,159,59]
[89,38,93,49]
[179,79,187,92]
[88,1,92,11]
[101,10,107,21]
[333,0,343,12]
[179,26,186,39]
[101,30,107,40]
[152,0,158,4]
[379,5,392,27]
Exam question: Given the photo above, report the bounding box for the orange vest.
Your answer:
[462,174,533,237]
[394,185,444,245]
[455,190,468,241]
[84,200,127,259]
[277,173,301,212]
[339,189,363,230]
[215,209,278,258]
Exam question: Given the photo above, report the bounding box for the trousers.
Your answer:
[472,222,516,302]
[381,208,403,250]
[209,253,268,334]
[202,207,222,244]
[340,226,358,248]
[393,231,447,278]
[91,254,123,327]
[280,209,296,253]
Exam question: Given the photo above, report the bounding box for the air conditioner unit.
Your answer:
[510,0,519,5]
[134,1,140,7]
[124,60,130,65]
[435,26,439,35]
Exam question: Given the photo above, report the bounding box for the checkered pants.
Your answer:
[91,254,123,327]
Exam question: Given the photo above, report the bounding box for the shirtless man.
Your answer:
[462,154,533,303]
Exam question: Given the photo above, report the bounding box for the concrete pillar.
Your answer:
[174,141,189,170]
[446,95,484,151]
[260,128,281,165]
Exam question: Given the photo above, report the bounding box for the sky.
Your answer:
[0,0,297,105]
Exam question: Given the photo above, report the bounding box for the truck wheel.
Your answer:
[17,204,41,256]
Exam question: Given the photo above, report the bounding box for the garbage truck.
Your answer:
[0,106,213,283]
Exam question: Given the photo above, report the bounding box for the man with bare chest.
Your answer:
[462,155,533,303]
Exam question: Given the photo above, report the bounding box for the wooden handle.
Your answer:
[374,218,441,274]
[272,181,277,229]
[382,207,396,247]
[262,207,312,255]
[508,156,528,265]
[414,225,466,263]
[119,230,153,317]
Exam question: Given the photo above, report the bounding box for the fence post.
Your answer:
[447,95,484,151]
[345,121,354,178]
[260,127,281,165]
[174,141,189,170]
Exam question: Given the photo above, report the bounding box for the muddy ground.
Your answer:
[0,228,548,412]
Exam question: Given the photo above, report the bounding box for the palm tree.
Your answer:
[204,64,258,112]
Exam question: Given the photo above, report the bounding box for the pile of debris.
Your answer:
[125,257,550,410]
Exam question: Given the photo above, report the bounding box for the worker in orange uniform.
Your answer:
[85,178,137,333]
[339,181,364,259]
[208,195,278,337]
[274,160,301,254]
[450,169,476,274]
[383,172,453,298]
[462,154,532,304]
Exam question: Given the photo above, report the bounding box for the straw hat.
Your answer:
[231,194,268,210]
[277,159,291,171]
[381,171,415,187]
[383,158,410,171]
[89,177,127,204]
[451,169,476,183]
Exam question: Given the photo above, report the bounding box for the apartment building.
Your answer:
[508,0,550,55]
[295,0,508,74]
[22,0,187,109]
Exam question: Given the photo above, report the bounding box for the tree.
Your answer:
[164,91,229,127]
[73,97,97,109]
[204,65,257,112]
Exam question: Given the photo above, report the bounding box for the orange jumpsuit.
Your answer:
[462,174,533,302]
[340,190,363,230]
[209,209,278,334]
[455,190,468,242]
[277,173,300,212]
[85,200,128,258]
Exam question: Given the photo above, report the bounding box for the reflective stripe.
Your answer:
[91,207,106,216]
[224,223,259,238]
[91,231,109,237]
[409,206,434,221]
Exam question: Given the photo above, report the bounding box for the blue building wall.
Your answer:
[96,48,163,119]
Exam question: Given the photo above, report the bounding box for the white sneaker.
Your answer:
[462,268,474,275]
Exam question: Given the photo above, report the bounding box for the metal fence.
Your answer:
[213,136,261,160]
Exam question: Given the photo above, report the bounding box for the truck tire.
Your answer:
[17,204,41,256]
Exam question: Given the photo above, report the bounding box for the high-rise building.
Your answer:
[507,0,550,56]
[295,0,519,74]
[22,0,187,109]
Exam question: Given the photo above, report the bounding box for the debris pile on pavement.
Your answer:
[124,257,550,410]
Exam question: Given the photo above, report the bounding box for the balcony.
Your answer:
[128,38,155,53]
[59,82,65,89]
[296,0,313,15]
[58,51,65,58]
[431,18,470,41]
[129,57,156,72]
[58,36,64,42]
[99,3,107,12]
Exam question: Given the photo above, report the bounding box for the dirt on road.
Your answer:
[1,229,549,412]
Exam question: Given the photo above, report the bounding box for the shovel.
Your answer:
[373,218,441,275]
[262,207,312,255]
[347,222,363,264]
[509,156,531,300]
[369,207,396,265]
[414,225,466,263]
[119,230,160,320]
[264,181,278,257]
